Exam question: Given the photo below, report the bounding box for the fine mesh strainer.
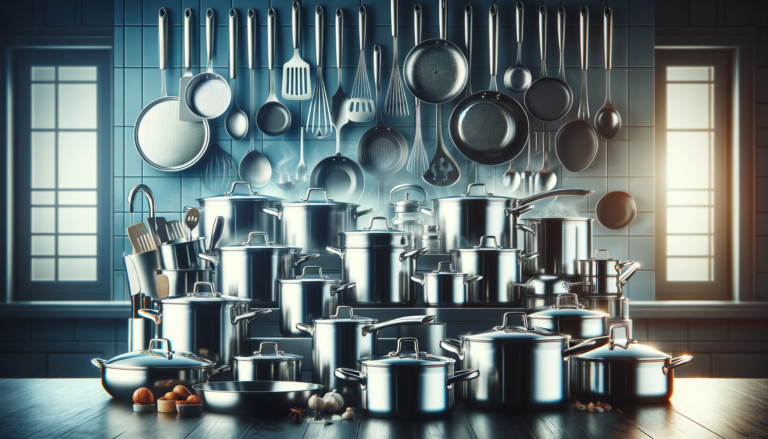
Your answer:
[357,44,407,214]
[185,9,232,120]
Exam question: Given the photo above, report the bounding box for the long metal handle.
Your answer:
[440,339,464,360]
[538,6,547,65]
[138,308,162,325]
[619,261,641,286]
[517,188,594,206]
[159,8,167,71]
[296,323,314,335]
[604,7,613,70]
[335,9,343,71]
[232,308,272,325]
[447,369,479,387]
[183,9,191,69]
[295,253,321,266]
[335,368,367,385]
[292,1,301,50]
[664,356,695,375]
[206,9,214,70]
[557,5,566,81]
[247,9,255,70]
[374,44,381,94]
[464,3,472,53]
[580,5,589,70]
[562,335,610,359]
[415,4,423,45]
[410,275,425,285]
[464,274,483,285]
[267,8,275,71]
[489,5,498,83]
[208,216,224,252]
[505,204,535,217]
[326,246,344,259]
[391,0,398,37]
[362,315,436,336]
[91,358,106,369]
[439,0,448,40]
[359,6,367,51]
[316,6,324,67]
[229,9,237,79]
[515,1,524,43]
[399,246,429,261]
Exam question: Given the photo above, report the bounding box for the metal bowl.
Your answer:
[193,381,323,414]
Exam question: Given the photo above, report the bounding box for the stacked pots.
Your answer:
[411,262,482,307]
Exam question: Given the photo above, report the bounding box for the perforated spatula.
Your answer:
[282,1,311,100]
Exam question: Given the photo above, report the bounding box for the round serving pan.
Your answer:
[193,381,322,414]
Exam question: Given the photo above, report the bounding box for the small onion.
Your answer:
[308,394,325,413]
[322,389,344,413]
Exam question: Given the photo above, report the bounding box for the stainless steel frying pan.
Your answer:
[185,9,232,120]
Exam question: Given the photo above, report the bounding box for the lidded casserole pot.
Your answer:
[232,342,303,382]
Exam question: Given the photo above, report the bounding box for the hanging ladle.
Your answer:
[594,7,621,139]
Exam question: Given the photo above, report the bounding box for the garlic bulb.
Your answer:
[341,407,354,420]
[308,394,325,413]
[322,389,344,413]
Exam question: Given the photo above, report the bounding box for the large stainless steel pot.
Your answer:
[411,262,482,307]
[440,312,609,409]
[527,293,608,341]
[432,184,594,252]
[232,342,303,382]
[199,232,319,304]
[327,217,429,307]
[193,381,322,414]
[521,217,594,280]
[278,266,355,337]
[335,338,479,418]
[139,282,272,366]
[450,236,538,307]
[261,188,374,253]
[572,249,640,296]
[571,324,694,403]
[157,237,207,270]
[189,181,284,247]
[91,337,228,402]
[296,306,435,406]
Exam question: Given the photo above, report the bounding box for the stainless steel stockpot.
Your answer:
[432,183,594,252]
[232,342,303,382]
[157,237,208,270]
[278,266,355,337]
[296,306,435,406]
[521,217,594,281]
[327,217,429,307]
[199,232,319,304]
[261,188,374,253]
[527,293,609,341]
[91,337,228,402]
[573,249,640,296]
[440,312,609,409]
[139,282,272,366]
[189,181,284,247]
[450,236,538,307]
[335,338,479,418]
[571,324,694,403]
[411,261,482,307]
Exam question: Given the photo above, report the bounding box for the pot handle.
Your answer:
[335,368,367,385]
[332,282,356,296]
[440,339,464,360]
[390,184,429,203]
[296,323,314,336]
[231,308,272,325]
[198,251,219,266]
[595,248,610,259]
[295,253,321,266]
[464,274,483,285]
[354,208,375,219]
[261,207,282,219]
[474,235,501,249]
[364,216,393,230]
[243,231,271,246]
[299,266,324,278]
[420,207,433,216]
[663,355,694,375]
[505,204,535,217]
[562,335,611,359]
[301,187,333,202]
[209,364,232,376]
[399,246,429,261]
[225,181,258,196]
[410,275,425,285]
[138,308,162,325]
[518,252,539,265]
[462,183,492,197]
[362,315,436,336]
[516,224,535,235]
[91,358,106,369]
[447,369,479,387]
[517,188,595,206]
[208,215,225,253]
[564,281,590,293]
[326,246,344,260]
[618,261,640,286]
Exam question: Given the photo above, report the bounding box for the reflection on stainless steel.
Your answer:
[193,381,322,414]
[412,262,482,307]
[390,185,432,249]
[232,342,303,381]
[527,293,608,340]
[125,250,160,299]
[397,322,447,356]
[157,269,213,297]
[157,237,208,270]
[583,295,630,319]
[421,225,441,254]
[522,217,594,280]
[278,266,354,337]
[573,250,641,295]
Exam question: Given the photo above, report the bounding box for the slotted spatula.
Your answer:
[127,222,157,253]
[166,220,186,241]
[282,1,311,100]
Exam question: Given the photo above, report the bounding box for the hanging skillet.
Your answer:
[524,5,572,122]
[403,0,468,104]
[185,9,232,120]
[449,5,529,166]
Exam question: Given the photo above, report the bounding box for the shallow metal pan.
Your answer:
[193,381,323,414]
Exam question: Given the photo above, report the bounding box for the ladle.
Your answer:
[594,7,622,139]
[504,1,532,94]
[501,159,521,191]
[520,132,535,196]
[535,132,557,192]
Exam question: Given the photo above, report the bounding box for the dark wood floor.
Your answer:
[1,379,766,438]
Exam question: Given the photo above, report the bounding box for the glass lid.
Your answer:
[198,181,283,201]
[575,325,670,361]
[312,306,377,325]
[361,338,454,367]
[101,338,214,370]
[233,342,303,362]
[460,312,568,342]
[527,294,607,320]
[282,188,360,207]
[159,282,250,303]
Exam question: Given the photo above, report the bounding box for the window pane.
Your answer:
[31,258,55,281]
[58,236,97,256]
[667,84,710,129]
[31,132,55,189]
[58,66,97,81]
[667,207,709,233]
[31,236,55,256]
[667,258,710,281]
[58,207,96,233]
[32,207,56,233]
[667,66,712,81]
[667,190,710,206]
[58,258,97,281]
[667,235,709,256]
[32,66,55,81]
[58,84,97,129]
[666,132,710,189]
[59,191,97,205]
[58,132,97,188]
[31,84,55,129]
[31,191,56,205]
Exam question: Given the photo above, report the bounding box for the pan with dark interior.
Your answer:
[596,191,637,229]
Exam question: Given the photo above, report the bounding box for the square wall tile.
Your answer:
[629,26,654,67]
[689,319,728,341]
[629,237,655,270]
[113,126,124,177]
[142,177,181,212]
[629,68,654,127]
[125,26,143,67]
[629,127,655,176]
[629,177,655,212]
[594,236,629,260]
[648,318,687,341]
[124,68,143,126]
[713,354,768,378]
[114,27,124,67]
[627,270,654,300]
[607,140,628,176]
[629,212,655,236]
[125,0,142,25]
[629,0,654,25]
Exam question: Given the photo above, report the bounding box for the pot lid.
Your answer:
[219,232,301,252]
[281,188,360,207]
[100,338,215,370]
[521,274,572,296]
[197,181,283,202]
[233,342,303,362]
[574,325,670,361]
[522,217,593,222]
[460,312,567,342]
[340,217,411,237]
[159,282,250,303]
[360,338,454,367]
[527,294,607,320]
[449,235,524,253]
[433,183,513,203]
[312,306,377,325]
[424,261,469,278]
[278,266,344,285]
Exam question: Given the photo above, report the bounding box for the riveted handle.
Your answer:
[206,9,214,71]
[301,187,332,202]
[664,356,694,375]
[410,275,425,285]
[335,368,366,385]
[158,8,167,71]
[604,7,613,70]
[183,9,192,69]
[364,216,392,230]
[400,246,429,261]
[247,9,255,70]
[296,323,314,335]
[332,305,356,319]
[489,5,498,83]
[326,246,344,260]
[390,337,420,355]
[292,1,301,50]
[515,1,524,43]
[474,235,500,249]
[391,0,398,37]
[316,6,324,67]
[191,281,220,297]
[500,311,528,329]
[229,9,237,79]
[225,181,258,195]
[447,369,479,387]
[359,6,367,51]
[295,253,321,266]
[462,183,493,197]
[242,231,271,246]
[254,341,283,355]
[231,308,271,325]
[267,8,276,71]
[146,337,173,354]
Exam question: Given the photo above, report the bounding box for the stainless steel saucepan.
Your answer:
[412,261,482,307]
[232,342,303,382]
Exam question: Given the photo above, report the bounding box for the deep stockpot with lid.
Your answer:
[335,338,479,418]
[440,312,610,409]
[521,217,594,280]
[432,183,594,252]
[527,293,608,341]
[450,236,538,307]
[411,261,483,307]
[261,188,374,253]
[571,324,694,403]
[232,342,303,382]
[327,217,429,307]
[296,306,436,406]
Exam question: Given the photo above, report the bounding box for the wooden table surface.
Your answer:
[2,379,766,438]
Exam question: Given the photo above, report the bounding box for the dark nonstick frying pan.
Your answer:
[449,4,529,165]
[524,5,573,122]
[403,0,468,104]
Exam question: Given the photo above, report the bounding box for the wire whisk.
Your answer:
[306,5,333,138]
[407,98,429,174]
[384,0,409,119]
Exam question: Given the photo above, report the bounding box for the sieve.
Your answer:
[134,7,210,172]
[185,9,232,120]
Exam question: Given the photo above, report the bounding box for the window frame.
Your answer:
[654,49,733,301]
[11,48,112,301]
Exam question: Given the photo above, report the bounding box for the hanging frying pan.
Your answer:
[596,191,637,229]
[449,5,529,166]
[524,5,572,122]
[184,9,232,120]
[134,8,210,172]
[403,0,468,104]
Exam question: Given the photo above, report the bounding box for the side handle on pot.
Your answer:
[410,275,425,285]
[400,247,429,261]
[562,335,611,359]
[295,253,321,266]
[618,261,640,286]
[209,364,232,377]
[198,251,219,266]
[516,224,535,236]
[440,339,464,360]
[231,308,272,325]
[505,204,535,217]
[91,358,106,370]
[261,207,282,219]
[326,246,345,260]
[138,308,162,325]
[354,208,375,219]
[465,275,483,285]
[332,282,356,296]
[362,315,436,336]
[518,252,539,265]
[295,323,314,336]
[335,368,367,385]
[663,355,694,375]
[446,369,479,387]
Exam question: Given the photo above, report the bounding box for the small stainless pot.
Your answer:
[571,324,694,403]
[232,342,303,382]
[335,338,479,418]
[262,188,374,253]
[91,337,229,402]
[156,269,213,297]
[157,237,208,270]
[278,266,355,337]
[450,236,538,307]
[412,262,482,307]
[572,249,640,296]
[521,217,594,281]
[527,293,608,341]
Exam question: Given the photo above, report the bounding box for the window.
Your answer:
[655,49,732,300]
[12,49,112,300]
